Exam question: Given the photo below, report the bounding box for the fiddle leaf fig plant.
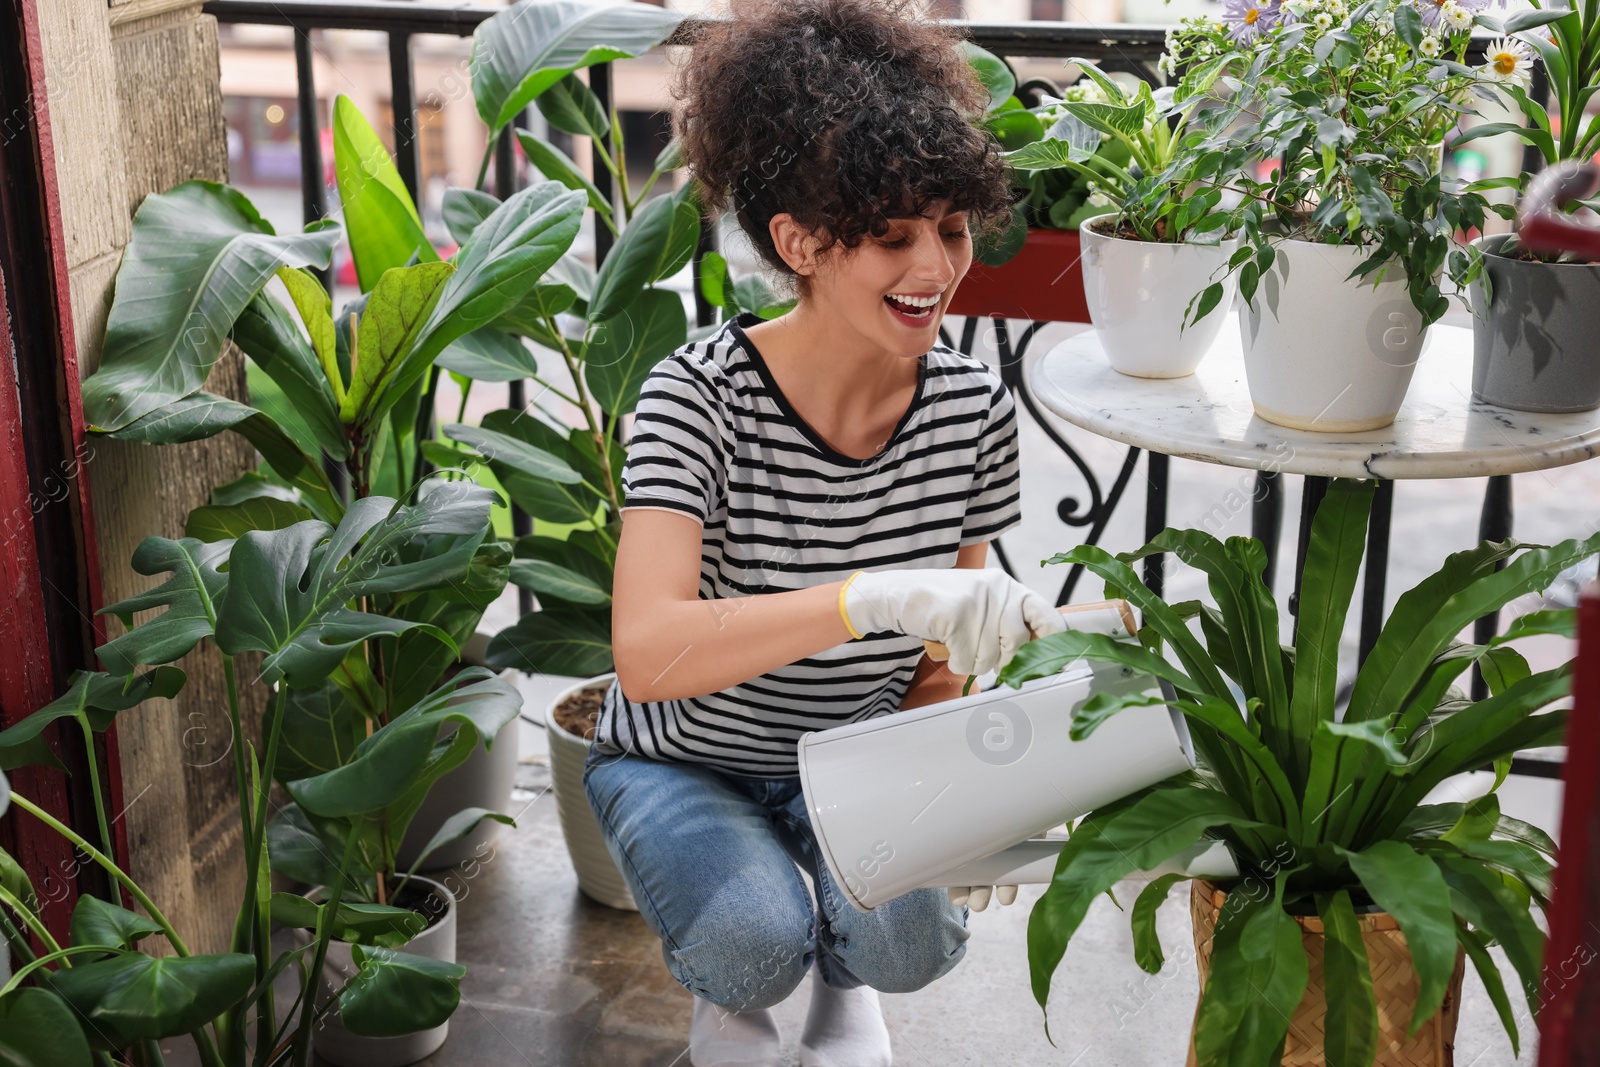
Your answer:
[0,482,517,1065]
[999,478,1588,1065]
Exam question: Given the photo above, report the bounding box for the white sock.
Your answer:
[799,961,893,1067]
[689,993,782,1067]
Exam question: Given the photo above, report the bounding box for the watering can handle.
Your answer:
[920,599,1137,664]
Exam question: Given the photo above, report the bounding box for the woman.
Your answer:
[582,2,1064,1064]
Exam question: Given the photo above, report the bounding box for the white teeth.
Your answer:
[887,292,941,307]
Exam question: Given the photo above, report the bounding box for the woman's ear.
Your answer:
[768,212,820,278]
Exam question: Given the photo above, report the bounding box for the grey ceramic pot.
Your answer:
[1469,233,1600,413]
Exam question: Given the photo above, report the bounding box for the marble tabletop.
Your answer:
[1029,324,1600,480]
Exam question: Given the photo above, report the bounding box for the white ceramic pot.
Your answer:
[395,635,520,872]
[797,660,1195,911]
[546,673,639,911]
[1238,239,1428,431]
[1080,213,1238,379]
[303,876,456,1067]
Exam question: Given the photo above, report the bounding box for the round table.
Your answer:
[1028,322,1600,718]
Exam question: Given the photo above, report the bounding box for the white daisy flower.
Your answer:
[1382,52,1397,64]
[1312,11,1334,32]
[1418,34,1442,56]
[1157,51,1178,78]
[1087,186,1114,208]
[1441,1,1475,30]
[1327,0,1347,17]
[1480,35,1535,89]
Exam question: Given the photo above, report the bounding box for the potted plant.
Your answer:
[997,477,1588,1065]
[0,483,520,1066]
[1005,58,1241,377]
[1175,0,1504,431]
[1453,2,1600,412]
[946,45,1123,324]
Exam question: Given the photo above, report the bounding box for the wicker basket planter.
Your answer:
[1185,880,1466,1067]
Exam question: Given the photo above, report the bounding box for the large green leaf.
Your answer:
[1316,889,1378,1067]
[0,988,93,1066]
[959,41,1016,112]
[588,191,676,320]
[1348,531,1600,723]
[1339,841,1458,1036]
[441,188,503,245]
[69,895,165,957]
[435,327,543,382]
[342,261,457,426]
[584,286,688,417]
[337,945,466,1037]
[485,606,612,676]
[332,95,438,292]
[109,392,344,522]
[213,484,495,687]
[1026,787,1260,1014]
[1430,849,1543,1009]
[45,952,254,1050]
[265,803,346,888]
[403,807,517,875]
[464,409,600,526]
[508,558,610,605]
[0,669,184,773]
[536,70,609,141]
[1291,480,1373,762]
[184,496,311,541]
[516,130,615,227]
[96,536,232,674]
[383,538,512,714]
[368,181,586,428]
[1191,893,1308,1067]
[471,0,684,136]
[81,181,340,431]
[1456,921,1520,1053]
[287,667,521,819]
[268,893,424,946]
[444,422,583,485]
[268,679,367,786]
[232,285,346,459]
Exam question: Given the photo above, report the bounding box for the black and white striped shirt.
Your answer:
[594,310,1022,778]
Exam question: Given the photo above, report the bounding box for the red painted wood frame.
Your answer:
[0,0,119,944]
[1539,581,1600,1064]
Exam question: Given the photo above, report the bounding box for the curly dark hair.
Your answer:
[671,0,1014,292]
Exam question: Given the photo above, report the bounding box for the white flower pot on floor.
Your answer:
[1239,238,1427,431]
[1081,213,1238,378]
[300,876,457,1067]
[546,672,639,911]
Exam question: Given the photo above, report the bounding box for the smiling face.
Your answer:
[793,199,973,359]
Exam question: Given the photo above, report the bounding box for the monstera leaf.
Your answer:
[214,483,496,687]
[287,666,522,821]
[471,0,684,137]
[97,537,234,675]
[0,668,185,772]
[81,181,341,432]
[337,946,466,1037]
[45,952,255,1051]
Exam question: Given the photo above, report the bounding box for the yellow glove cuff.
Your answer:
[838,570,866,640]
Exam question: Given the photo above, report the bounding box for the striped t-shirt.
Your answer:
[593,310,1023,778]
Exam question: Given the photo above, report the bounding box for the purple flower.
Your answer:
[1414,0,1486,28]
[1223,0,1282,42]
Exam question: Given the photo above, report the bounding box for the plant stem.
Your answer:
[0,882,62,957]
[545,316,622,520]
[73,717,116,861]
[475,135,496,193]
[291,824,363,1067]
[8,795,189,956]
[455,379,473,425]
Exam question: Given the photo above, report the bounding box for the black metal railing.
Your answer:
[203,1,1555,778]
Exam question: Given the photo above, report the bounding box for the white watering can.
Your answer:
[797,601,1239,911]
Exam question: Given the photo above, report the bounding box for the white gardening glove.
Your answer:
[948,884,1018,911]
[840,568,1068,677]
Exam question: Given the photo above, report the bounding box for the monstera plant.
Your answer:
[999,478,1589,1065]
[0,483,521,1066]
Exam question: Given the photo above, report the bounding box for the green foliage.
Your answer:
[1168,0,1496,325]
[998,479,1593,1063]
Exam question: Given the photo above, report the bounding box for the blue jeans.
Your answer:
[583,745,971,1011]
